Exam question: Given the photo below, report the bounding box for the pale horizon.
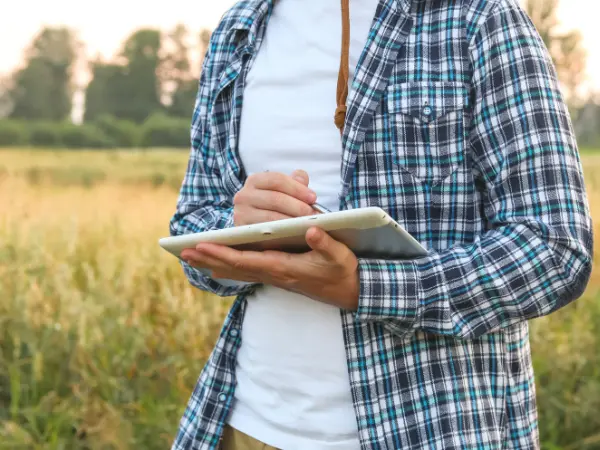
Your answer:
[2,0,600,94]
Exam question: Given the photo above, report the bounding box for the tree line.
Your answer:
[0,24,210,148]
[0,0,599,149]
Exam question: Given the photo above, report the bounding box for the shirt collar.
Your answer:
[229,0,275,48]
[229,0,413,47]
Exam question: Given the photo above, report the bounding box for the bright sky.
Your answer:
[1,0,599,93]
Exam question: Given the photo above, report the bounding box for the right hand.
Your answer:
[232,169,317,226]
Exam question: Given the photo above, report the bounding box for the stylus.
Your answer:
[312,202,332,214]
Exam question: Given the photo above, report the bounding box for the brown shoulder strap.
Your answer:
[335,0,351,134]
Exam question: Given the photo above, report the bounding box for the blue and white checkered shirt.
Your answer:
[169,0,594,448]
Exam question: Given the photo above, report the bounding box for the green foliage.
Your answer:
[84,63,127,123]
[168,80,197,119]
[28,122,62,147]
[574,101,600,149]
[162,25,199,118]
[530,290,600,449]
[5,24,210,126]
[85,29,163,124]
[59,123,115,149]
[83,25,205,124]
[0,75,13,118]
[93,115,139,147]
[0,115,190,149]
[140,114,189,148]
[7,27,79,121]
[0,120,28,146]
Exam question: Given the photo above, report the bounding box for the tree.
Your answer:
[8,27,80,121]
[523,0,587,105]
[200,29,211,51]
[0,76,12,118]
[84,29,163,123]
[573,93,600,147]
[161,24,196,118]
[84,60,127,122]
[167,79,198,119]
[120,29,163,122]
[83,26,213,123]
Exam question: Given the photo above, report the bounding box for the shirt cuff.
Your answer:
[354,258,422,336]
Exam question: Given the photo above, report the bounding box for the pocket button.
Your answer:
[422,105,433,120]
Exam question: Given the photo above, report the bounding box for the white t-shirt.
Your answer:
[229,1,379,448]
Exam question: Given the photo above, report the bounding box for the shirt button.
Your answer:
[218,392,227,402]
[229,328,239,337]
[422,105,433,117]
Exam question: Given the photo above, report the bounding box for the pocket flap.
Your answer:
[387,81,469,121]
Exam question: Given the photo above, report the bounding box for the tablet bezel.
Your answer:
[159,207,427,261]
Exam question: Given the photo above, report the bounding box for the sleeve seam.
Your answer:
[467,0,504,52]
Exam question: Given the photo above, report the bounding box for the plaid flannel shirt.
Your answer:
[169,0,594,448]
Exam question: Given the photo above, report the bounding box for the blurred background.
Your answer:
[0,0,598,449]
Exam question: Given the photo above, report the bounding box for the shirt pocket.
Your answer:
[387,81,469,186]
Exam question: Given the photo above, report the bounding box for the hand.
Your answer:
[233,169,317,226]
[181,227,360,311]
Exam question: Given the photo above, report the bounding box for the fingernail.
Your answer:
[293,176,305,183]
[308,191,317,202]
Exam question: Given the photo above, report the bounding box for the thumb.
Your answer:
[291,169,310,187]
[306,227,346,261]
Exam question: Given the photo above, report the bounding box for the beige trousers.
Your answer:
[220,425,280,450]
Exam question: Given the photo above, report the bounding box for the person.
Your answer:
[168,0,594,448]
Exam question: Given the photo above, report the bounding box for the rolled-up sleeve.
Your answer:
[169,33,257,298]
[355,1,594,339]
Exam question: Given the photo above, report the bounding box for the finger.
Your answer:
[291,169,309,186]
[233,204,292,225]
[246,190,315,218]
[305,227,351,262]
[248,172,316,204]
[195,243,281,274]
[184,249,262,282]
[181,249,235,272]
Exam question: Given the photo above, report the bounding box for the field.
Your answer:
[0,149,599,449]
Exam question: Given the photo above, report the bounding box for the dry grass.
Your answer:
[527,154,600,450]
[0,148,190,190]
[0,149,231,449]
[0,149,598,449]
[581,154,600,288]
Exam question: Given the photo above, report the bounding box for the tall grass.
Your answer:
[0,149,598,449]
[0,150,231,449]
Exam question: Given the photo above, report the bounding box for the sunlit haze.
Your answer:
[1,0,599,92]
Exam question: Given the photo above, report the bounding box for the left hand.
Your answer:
[180,227,360,311]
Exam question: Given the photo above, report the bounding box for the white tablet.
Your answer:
[159,207,427,261]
